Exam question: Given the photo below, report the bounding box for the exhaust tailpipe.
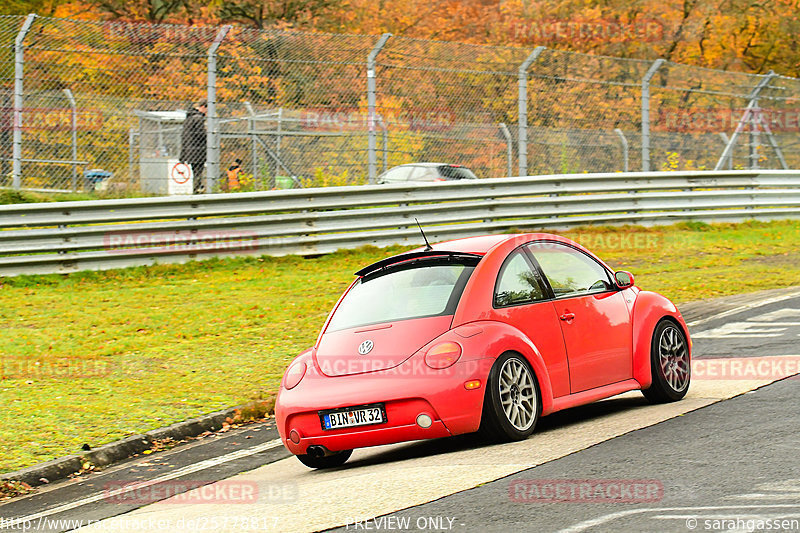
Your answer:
[307,445,330,458]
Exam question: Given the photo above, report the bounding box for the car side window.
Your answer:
[410,167,436,181]
[381,166,412,182]
[438,165,477,180]
[494,250,547,307]
[393,167,413,181]
[527,242,613,298]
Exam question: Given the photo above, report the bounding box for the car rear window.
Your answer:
[438,166,477,180]
[326,261,476,332]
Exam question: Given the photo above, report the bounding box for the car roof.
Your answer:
[416,233,566,255]
[387,162,459,168]
[357,233,601,277]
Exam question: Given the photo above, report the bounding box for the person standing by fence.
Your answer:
[180,100,207,194]
[226,158,242,191]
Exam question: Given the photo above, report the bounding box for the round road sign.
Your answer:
[171,162,192,184]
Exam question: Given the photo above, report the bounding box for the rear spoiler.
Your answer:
[355,251,483,277]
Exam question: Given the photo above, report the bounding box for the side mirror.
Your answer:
[614,271,635,290]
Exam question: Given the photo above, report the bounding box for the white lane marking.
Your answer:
[687,290,800,328]
[2,439,284,529]
[758,308,800,320]
[726,479,800,501]
[654,512,800,519]
[692,322,788,339]
[694,335,783,339]
[558,504,800,533]
[693,308,800,338]
[728,494,800,500]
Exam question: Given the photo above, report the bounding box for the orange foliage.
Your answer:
[38,0,799,76]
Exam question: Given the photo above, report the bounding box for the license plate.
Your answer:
[319,404,386,430]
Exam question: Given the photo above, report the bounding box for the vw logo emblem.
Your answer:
[358,340,374,355]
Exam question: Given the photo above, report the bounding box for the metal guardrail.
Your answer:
[1,170,799,277]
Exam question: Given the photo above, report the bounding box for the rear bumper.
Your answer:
[276,357,493,455]
[289,420,452,456]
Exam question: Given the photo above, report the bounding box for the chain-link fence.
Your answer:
[2,14,799,196]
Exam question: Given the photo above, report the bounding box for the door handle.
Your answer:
[559,312,575,321]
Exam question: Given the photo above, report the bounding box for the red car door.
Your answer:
[491,249,571,398]
[528,242,633,394]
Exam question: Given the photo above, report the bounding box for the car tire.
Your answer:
[479,352,540,442]
[642,319,691,403]
[295,449,353,469]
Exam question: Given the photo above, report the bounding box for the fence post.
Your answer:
[640,58,665,172]
[378,116,388,174]
[12,14,36,190]
[517,46,546,177]
[715,71,777,171]
[613,128,629,172]
[276,107,283,182]
[499,123,513,177]
[128,128,136,186]
[367,33,391,184]
[243,101,259,188]
[63,89,78,191]
[206,25,231,193]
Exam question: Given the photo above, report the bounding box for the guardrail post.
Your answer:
[613,128,629,172]
[367,33,391,184]
[206,25,231,193]
[715,71,777,171]
[518,46,546,177]
[641,59,665,172]
[63,89,78,191]
[499,123,513,177]
[12,14,36,190]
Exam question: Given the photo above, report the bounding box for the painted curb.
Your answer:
[1,405,243,487]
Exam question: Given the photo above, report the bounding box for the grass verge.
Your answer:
[1,219,799,473]
[0,188,150,205]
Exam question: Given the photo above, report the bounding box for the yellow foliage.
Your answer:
[300,167,366,188]
[660,151,709,172]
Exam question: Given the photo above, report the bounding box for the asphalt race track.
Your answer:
[1,289,799,533]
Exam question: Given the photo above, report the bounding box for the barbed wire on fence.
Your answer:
[1,13,798,196]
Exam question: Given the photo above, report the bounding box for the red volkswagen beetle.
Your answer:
[275,233,691,468]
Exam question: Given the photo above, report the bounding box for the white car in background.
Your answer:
[377,163,479,184]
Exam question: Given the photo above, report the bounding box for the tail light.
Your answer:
[283,361,307,390]
[425,341,462,369]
